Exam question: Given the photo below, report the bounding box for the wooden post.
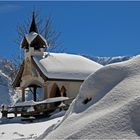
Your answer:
[33,86,37,101]
[1,105,7,118]
[43,82,48,100]
[15,107,17,117]
[22,88,25,102]
[2,111,7,118]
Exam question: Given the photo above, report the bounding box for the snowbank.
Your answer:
[40,55,140,139]
[0,112,63,139]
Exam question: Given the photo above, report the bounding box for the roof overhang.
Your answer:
[12,61,24,88]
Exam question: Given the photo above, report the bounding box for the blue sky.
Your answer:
[0,1,140,58]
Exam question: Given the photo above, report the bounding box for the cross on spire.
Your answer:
[29,12,38,33]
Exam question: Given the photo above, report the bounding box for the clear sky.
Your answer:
[0,1,140,58]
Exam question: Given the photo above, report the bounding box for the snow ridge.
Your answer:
[41,55,140,139]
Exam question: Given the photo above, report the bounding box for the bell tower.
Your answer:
[21,12,48,58]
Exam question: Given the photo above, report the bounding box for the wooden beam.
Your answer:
[33,87,37,101]
[43,82,48,100]
[22,88,25,102]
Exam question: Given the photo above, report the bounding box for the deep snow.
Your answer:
[40,55,140,139]
[0,112,64,139]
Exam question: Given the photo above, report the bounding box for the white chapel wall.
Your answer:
[47,81,83,99]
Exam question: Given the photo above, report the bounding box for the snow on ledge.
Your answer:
[15,97,69,107]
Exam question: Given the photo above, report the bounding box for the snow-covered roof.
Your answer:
[26,32,47,45]
[25,32,38,44]
[21,32,47,48]
[33,53,102,81]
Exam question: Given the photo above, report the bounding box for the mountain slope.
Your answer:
[0,59,15,105]
[85,55,132,65]
[0,71,14,105]
[40,55,140,139]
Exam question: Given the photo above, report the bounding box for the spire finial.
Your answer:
[29,11,38,33]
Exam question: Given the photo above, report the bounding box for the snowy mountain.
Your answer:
[84,55,132,65]
[40,55,140,139]
[0,59,15,105]
[0,72,14,105]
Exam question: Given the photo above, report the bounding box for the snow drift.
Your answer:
[40,55,140,139]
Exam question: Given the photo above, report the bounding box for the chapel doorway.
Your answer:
[50,83,61,107]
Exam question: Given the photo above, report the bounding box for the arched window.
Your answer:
[50,83,61,98]
[50,83,61,107]
[61,86,67,97]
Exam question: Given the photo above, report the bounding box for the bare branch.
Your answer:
[11,11,65,79]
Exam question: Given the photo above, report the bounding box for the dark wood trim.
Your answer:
[12,61,24,88]
[30,35,46,48]
[33,87,37,101]
[47,78,84,82]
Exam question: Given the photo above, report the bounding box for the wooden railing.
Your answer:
[0,98,74,118]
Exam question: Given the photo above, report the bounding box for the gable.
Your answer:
[12,57,46,88]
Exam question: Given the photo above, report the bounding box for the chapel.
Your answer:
[13,12,102,107]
